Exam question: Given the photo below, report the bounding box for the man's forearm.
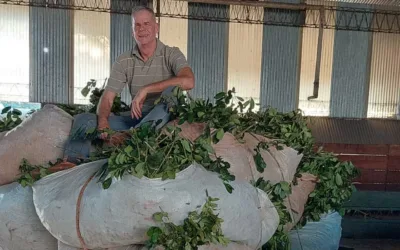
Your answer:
[96,94,114,128]
[144,69,194,94]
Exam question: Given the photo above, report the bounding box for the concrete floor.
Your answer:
[340,239,400,250]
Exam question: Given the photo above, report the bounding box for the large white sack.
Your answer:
[33,159,279,249]
[58,242,252,250]
[58,241,142,250]
[290,212,342,250]
[0,182,58,250]
[166,121,303,184]
[211,132,315,231]
[198,243,253,250]
[137,243,254,250]
[284,173,317,232]
[239,133,302,184]
[0,104,73,186]
[0,131,6,141]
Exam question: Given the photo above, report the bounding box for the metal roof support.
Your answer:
[2,0,400,33]
[308,7,325,101]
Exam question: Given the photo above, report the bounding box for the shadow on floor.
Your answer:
[340,239,400,250]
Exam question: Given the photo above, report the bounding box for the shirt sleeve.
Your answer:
[105,59,127,94]
[168,47,190,76]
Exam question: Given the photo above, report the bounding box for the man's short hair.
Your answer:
[131,5,156,20]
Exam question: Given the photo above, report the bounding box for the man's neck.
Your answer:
[138,39,157,61]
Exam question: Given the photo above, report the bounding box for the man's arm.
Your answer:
[96,90,117,130]
[131,67,194,119]
[143,66,195,94]
[97,55,128,133]
[131,47,194,119]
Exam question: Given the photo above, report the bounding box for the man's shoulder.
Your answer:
[114,51,134,64]
[158,41,184,58]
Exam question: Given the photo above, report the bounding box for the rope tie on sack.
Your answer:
[75,172,96,250]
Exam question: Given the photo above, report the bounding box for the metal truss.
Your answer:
[1,0,400,33]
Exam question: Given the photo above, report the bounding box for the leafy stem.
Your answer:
[145,192,230,250]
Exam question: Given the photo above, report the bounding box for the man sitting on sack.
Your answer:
[63,6,195,164]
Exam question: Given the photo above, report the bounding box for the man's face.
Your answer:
[132,10,158,46]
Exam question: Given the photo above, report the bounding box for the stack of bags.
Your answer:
[0,105,318,250]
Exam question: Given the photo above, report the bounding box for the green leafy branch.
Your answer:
[16,158,66,187]
[54,84,358,249]
[252,140,285,174]
[95,123,235,193]
[161,87,359,238]
[56,79,130,116]
[81,79,130,115]
[158,87,251,144]
[253,178,292,250]
[145,192,230,250]
[299,152,360,221]
[239,108,360,223]
[0,106,23,132]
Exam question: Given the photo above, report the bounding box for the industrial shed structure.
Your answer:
[1,0,400,191]
[2,1,400,247]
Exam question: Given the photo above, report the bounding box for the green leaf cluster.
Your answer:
[146,193,230,250]
[95,124,235,192]
[159,88,248,144]
[160,87,360,246]
[236,107,360,222]
[299,152,360,222]
[252,140,285,174]
[0,106,23,132]
[16,158,64,187]
[253,178,292,250]
[14,84,360,249]
[56,79,130,116]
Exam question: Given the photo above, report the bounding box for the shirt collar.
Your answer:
[132,38,164,59]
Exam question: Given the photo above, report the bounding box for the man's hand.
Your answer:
[98,119,110,140]
[97,90,116,140]
[105,131,131,147]
[131,87,148,119]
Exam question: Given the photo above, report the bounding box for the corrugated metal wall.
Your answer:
[158,0,188,57]
[260,6,304,112]
[110,0,137,105]
[227,5,263,106]
[0,5,29,102]
[110,14,135,104]
[298,9,335,117]
[29,5,73,104]
[330,3,373,118]
[1,1,400,119]
[187,3,229,101]
[73,7,110,105]
[367,14,400,119]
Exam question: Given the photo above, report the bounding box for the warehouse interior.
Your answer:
[1,0,400,249]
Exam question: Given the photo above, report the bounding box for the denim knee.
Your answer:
[70,113,97,139]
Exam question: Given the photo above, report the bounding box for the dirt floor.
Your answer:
[340,239,400,250]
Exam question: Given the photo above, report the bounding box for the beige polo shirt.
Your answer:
[105,39,190,108]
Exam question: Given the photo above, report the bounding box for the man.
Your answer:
[63,6,195,164]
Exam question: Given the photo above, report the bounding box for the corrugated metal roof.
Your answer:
[308,117,400,144]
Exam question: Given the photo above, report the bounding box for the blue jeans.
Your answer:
[63,86,174,162]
